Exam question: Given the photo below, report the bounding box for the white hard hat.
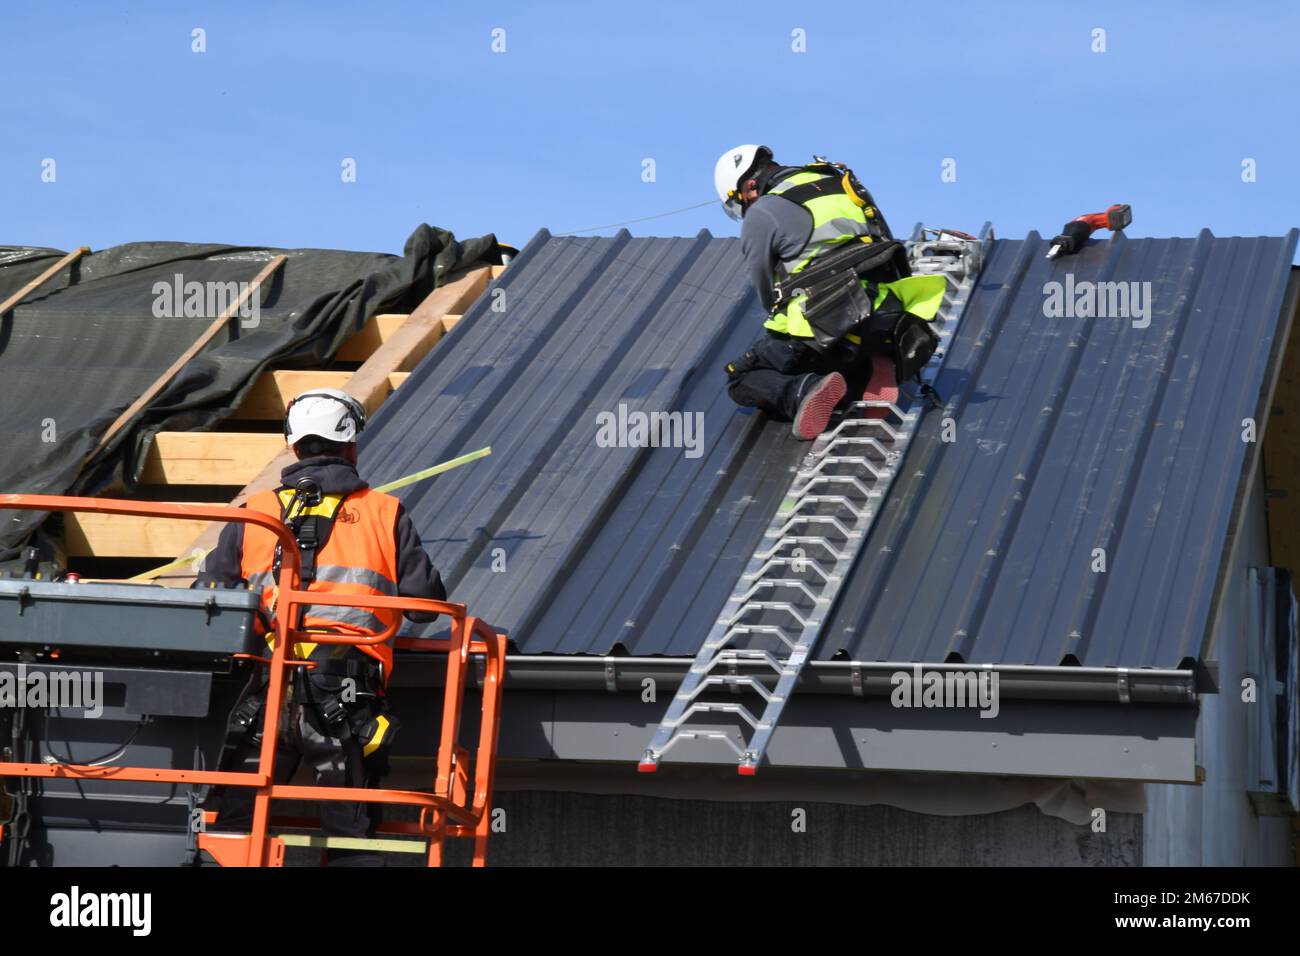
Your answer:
[284,388,365,446]
[713,144,771,221]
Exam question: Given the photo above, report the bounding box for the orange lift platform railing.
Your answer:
[0,494,507,867]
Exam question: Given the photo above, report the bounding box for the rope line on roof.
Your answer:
[556,199,717,235]
[543,233,751,306]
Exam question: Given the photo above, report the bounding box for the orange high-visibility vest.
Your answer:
[241,486,403,678]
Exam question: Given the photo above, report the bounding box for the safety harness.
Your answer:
[228,658,396,763]
[764,158,893,242]
[240,478,397,763]
[273,480,344,585]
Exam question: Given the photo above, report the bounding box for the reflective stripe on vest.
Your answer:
[765,170,876,338]
[246,565,397,597]
[240,486,403,676]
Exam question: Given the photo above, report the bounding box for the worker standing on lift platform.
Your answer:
[717,144,947,439]
[195,387,447,866]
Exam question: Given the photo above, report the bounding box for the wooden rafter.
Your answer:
[150,266,492,581]
[65,511,209,559]
[64,263,497,568]
[0,246,90,316]
[90,254,287,458]
[336,313,410,361]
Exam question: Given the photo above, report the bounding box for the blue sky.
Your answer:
[3,1,1298,255]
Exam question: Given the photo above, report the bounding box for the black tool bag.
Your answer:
[787,240,910,351]
[856,288,942,386]
[800,273,875,350]
[891,312,941,384]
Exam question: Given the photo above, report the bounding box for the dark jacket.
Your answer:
[194,456,447,622]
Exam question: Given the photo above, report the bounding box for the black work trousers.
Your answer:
[726,332,881,422]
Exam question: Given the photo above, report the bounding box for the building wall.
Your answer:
[449,791,1141,867]
[1144,474,1295,865]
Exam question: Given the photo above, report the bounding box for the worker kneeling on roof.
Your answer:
[195,387,447,867]
[716,144,947,439]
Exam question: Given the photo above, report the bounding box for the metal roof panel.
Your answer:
[363,227,1297,668]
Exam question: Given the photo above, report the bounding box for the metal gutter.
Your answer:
[392,652,1196,704]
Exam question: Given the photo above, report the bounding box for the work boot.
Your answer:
[860,353,899,419]
[791,372,847,440]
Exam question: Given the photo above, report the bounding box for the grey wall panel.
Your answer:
[1144,476,1295,865]
[441,792,1142,867]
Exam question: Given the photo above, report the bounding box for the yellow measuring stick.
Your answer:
[126,446,492,583]
[374,446,492,493]
[128,549,207,582]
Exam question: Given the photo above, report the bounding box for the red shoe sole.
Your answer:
[861,354,899,419]
[792,373,847,440]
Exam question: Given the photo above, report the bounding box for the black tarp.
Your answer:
[0,224,502,560]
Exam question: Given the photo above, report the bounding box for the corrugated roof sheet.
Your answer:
[362,227,1297,668]
[822,231,1297,668]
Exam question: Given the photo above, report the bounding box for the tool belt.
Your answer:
[772,240,911,352]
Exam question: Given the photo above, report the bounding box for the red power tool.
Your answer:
[1046,203,1132,259]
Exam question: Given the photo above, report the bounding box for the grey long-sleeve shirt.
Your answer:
[739,193,813,312]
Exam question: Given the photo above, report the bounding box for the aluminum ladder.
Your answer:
[639,226,988,775]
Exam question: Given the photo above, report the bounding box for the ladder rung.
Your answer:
[727,578,824,607]
[687,674,777,703]
[275,834,428,854]
[664,700,763,731]
[769,514,859,541]
[754,536,848,561]
[742,557,831,584]
[789,475,883,500]
[721,601,815,629]
[718,649,785,670]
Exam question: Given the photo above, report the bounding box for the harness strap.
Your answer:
[772,165,885,223]
[271,487,348,628]
[774,176,843,207]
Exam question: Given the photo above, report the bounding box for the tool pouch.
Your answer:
[802,274,875,351]
[354,712,401,775]
[855,290,941,384]
[891,312,941,384]
[780,240,911,353]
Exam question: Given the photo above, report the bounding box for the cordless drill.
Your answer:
[1046,203,1132,259]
